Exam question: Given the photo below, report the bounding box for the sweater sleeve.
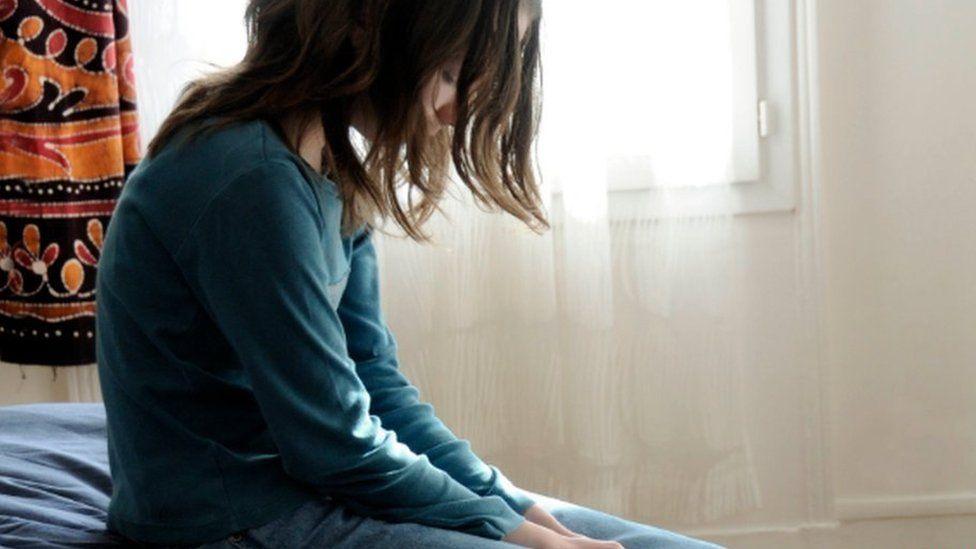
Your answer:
[336,227,538,516]
[173,159,526,541]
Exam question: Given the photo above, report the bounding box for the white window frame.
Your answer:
[548,0,816,221]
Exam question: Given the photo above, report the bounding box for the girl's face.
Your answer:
[422,8,533,136]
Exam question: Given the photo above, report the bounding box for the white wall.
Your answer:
[818,0,976,524]
[705,0,976,546]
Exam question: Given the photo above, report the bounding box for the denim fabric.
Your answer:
[192,491,725,549]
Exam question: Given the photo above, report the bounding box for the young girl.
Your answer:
[96,1,724,548]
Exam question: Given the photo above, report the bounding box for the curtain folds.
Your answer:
[374,188,762,526]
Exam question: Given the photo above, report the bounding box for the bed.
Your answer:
[0,403,721,549]
[0,402,129,548]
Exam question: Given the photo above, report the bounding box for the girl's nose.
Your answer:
[435,100,457,126]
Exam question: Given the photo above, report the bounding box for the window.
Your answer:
[539,0,811,219]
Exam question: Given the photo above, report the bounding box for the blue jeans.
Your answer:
[194,490,725,549]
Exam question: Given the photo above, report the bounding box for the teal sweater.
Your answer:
[95,117,535,545]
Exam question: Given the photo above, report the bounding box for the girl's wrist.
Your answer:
[503,519,567,549]
[524,503,577,537]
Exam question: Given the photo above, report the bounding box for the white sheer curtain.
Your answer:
[375,174,761,524]
[82,0,763,528]
[375,0,762,525]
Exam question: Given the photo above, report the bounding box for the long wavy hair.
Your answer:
[146,0,546,240]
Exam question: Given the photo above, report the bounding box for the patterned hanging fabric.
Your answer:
[0,0,140,368]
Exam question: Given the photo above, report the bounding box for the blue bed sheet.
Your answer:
[0,402,128,548]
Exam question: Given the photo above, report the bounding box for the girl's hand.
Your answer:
[555,536,625,549]
[502,518,624,549]
[524,503,581,538]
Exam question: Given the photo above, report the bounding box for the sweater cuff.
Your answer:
[485,465,537,515]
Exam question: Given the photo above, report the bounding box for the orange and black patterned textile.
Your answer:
[0,0,140,367]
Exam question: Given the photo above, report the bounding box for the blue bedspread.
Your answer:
[0,402,127,548]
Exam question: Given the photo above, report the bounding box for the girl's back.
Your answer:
[96,117,355,544]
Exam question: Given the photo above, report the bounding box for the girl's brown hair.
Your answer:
[146,0,547,240]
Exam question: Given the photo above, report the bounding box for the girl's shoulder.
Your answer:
[136,116,338,198]
[120,117,346,263]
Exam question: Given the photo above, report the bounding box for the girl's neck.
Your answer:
[282,97,376,176]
